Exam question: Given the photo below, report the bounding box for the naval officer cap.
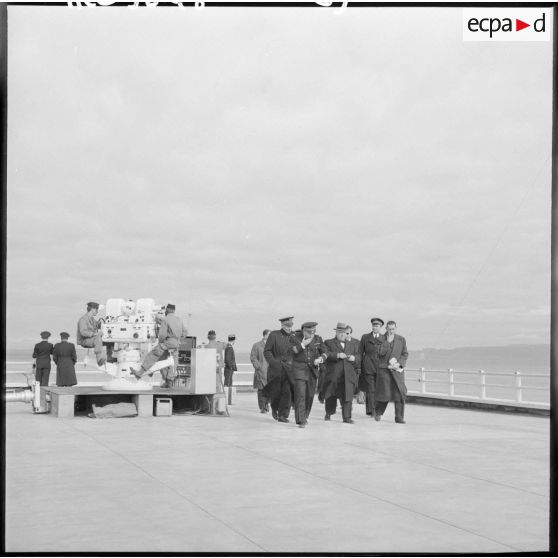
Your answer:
[40,331,51,339]
[301,321,318,330]
[279,316,294,323]
[166,303,176,311]
[60,332,70,339]
[87,302,99,309]
[228,334,236,341]
[371,317,384,326]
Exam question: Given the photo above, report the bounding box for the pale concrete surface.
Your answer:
[5,393,549,553]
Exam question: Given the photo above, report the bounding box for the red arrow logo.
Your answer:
[516,19,530,31]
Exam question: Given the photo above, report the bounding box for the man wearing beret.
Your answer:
[262,316,296,422]
[375,321,409,423]
[131,303,185,381]
[32,331,54,386]
[224,334,237,404]
[321,323,361,423]
[53,332,77,387]
[359,318,390,419]
[77,302,106,366]
[288,322,327,428]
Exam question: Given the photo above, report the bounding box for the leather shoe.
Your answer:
[343,419,354,424]
[395,419,406,424]
[260,409,267,413]
[374,414,382,421]
[298,421,307,428]
[272,410,278,420]
[324,414,331,421]
[278,417,289,423]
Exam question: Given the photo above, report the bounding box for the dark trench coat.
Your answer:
[375,334,409,401]
[320,337,361,403]
[53,341,77,387]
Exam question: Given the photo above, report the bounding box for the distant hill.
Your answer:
[408,344,550,373]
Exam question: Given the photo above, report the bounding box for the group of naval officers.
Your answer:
[33,303,409,428]
[250,316,409,428]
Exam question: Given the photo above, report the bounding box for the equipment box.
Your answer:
[154,397,173,416]
[172,348,216,394]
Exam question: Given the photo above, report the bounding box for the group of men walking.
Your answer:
[250,316,408,428]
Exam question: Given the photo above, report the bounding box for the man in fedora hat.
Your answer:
[288,322,327,428]
[359,317,390,419]
[77,302,107,366]
[131,303,185,381]
[53,332,77,387]
[375,321,409,423]
[263,316,296,422]
[250,329,271,413]
[32,331,54,386]
[321,323,361,423]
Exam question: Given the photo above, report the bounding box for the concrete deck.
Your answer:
[5,392,549,553]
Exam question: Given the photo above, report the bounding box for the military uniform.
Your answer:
[53,333,77,387]
[224,342,237,387]
[359,320,390,417]
[32,333,54,386]
[287,325,326,427]
[138,309,185,376]
[263,325,295,421]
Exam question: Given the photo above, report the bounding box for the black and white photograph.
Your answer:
[3,1,554,554]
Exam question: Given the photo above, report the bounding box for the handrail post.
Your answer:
[420,367,426,394]
[448,368,454,397]
[515,371,522,403]
[479,369,486,400]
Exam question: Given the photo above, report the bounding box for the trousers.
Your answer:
[35,366,50,386]
[376,373,405,420]
[257,389,270,411]
[80,332,104,357]
[375,399,405,421]
[141,343,169,373]
[292,375,317,425]
[264,370,292,419]
[364,391,376,416]
[325,396,352,420]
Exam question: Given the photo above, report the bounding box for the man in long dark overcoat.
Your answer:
[321,323,361,423]
[287,322,327,428]
[32,331,54,386]
[262,316,296,422]
[250,329,271,413]
[375,321,408,423]
[53,332,77,387]
[359,317,390,419]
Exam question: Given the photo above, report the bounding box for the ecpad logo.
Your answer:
[463,9,551,41]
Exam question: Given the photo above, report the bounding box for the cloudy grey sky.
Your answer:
[6,5,552,352]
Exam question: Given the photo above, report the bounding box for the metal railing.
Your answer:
[406,367,549,406]
[6,361,550,407]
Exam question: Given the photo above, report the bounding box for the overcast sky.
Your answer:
[6,5,552,352]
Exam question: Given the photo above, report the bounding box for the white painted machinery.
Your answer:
[100,298,172,390]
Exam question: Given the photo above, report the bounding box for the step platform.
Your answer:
[42,386,226,418]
